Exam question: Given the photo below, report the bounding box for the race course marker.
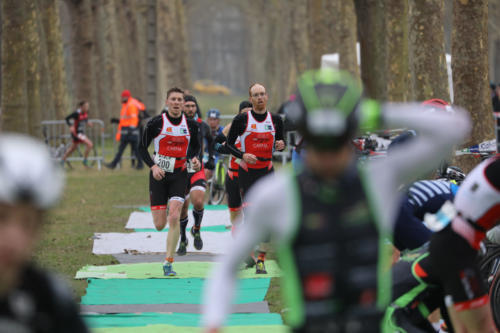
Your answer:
[92,231,232,255]
[76,260,281,279]
[81,278,271,305]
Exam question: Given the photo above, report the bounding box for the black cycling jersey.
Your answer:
[0,264,89,333]
[139,110,200,168]
[226,110,284,159]
[386,245,453,332]
[288,166,383,332]
[65,109,88,134]
[187,118,214,164]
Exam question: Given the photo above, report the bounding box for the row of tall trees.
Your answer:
[0,0,496,171]
[1,0,189,135]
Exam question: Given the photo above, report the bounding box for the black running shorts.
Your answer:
[428,226,488,311]
[238,166,274,199]
[185,168,207,195]
[225,172,241,210]
[150,168,188,210]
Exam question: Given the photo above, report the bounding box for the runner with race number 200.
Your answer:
[139,87,201,276]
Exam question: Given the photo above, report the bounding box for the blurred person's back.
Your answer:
[0,134,89,333]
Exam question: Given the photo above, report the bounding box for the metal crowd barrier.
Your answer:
[41,119,105,170]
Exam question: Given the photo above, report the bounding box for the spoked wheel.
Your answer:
[489,272,500,331]
[478,241,500,288]
[209,161,226,205]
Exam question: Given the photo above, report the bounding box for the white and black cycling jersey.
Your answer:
[202,103,470,330]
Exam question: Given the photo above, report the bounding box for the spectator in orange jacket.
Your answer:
[106,90,144,170]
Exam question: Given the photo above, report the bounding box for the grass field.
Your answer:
[34,164,150,298]
[195,92,248,122]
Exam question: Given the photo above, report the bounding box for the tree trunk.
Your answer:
[495,39,500,83]
[1,0,29,133]
[408,0,449,101]
[354,0,386,100]
[0,2,2,113]
[452,0,494,171]
[308,0,327,68]
[67,0,93,102]
[307,0,338,68]
[338,0,359,79]
[24,0,43,135]
[157,0,190,105]
[385,0,409,102]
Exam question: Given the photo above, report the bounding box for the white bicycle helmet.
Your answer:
[0,133,64,209]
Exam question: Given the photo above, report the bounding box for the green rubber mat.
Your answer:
[93,324,289,333]
[81,278,270,305]
[75,260,280,279]
[85,312,283,328]
[134,225,230,233]
[139,204,228,212]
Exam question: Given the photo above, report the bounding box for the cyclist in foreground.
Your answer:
[385,156,500,333]
[0,134,89,332]
[426,156,500,332]
[202,68,470,332]
[177,94,215,255]
[61,100,94,167]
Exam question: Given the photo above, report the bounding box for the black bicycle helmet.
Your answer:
[285,69,363,150]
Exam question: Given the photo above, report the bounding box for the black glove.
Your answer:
[214,142,224,153]
[204,159,215,170]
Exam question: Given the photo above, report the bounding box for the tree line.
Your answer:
[0,0,497,171]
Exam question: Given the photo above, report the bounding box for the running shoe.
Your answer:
[191,227,203,250]
[83,159,90,168]
[256,260,267,274]
[163,262,176,276]
[176,239,188,256]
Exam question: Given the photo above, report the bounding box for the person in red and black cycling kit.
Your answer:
[226,83,285,198]
[176,94,215,255]
[422,156,500,333]
[225,84,285,272]
[139,87,201,276]
[214,100,252,231]
[61,100,94,167]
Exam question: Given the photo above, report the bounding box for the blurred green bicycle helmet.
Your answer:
[285,68,364,150]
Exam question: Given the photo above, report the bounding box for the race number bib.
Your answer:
[154,154,175,173]
[187,160,197,173]
[423,200,457,232]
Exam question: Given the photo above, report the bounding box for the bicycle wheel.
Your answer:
[209,161,226,205]
[478,241,500,287]
[490,273,500,330]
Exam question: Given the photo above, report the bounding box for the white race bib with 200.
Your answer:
[154,154,175,173]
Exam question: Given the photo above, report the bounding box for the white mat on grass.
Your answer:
[125,211,231,230]
[92,231,232,255]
